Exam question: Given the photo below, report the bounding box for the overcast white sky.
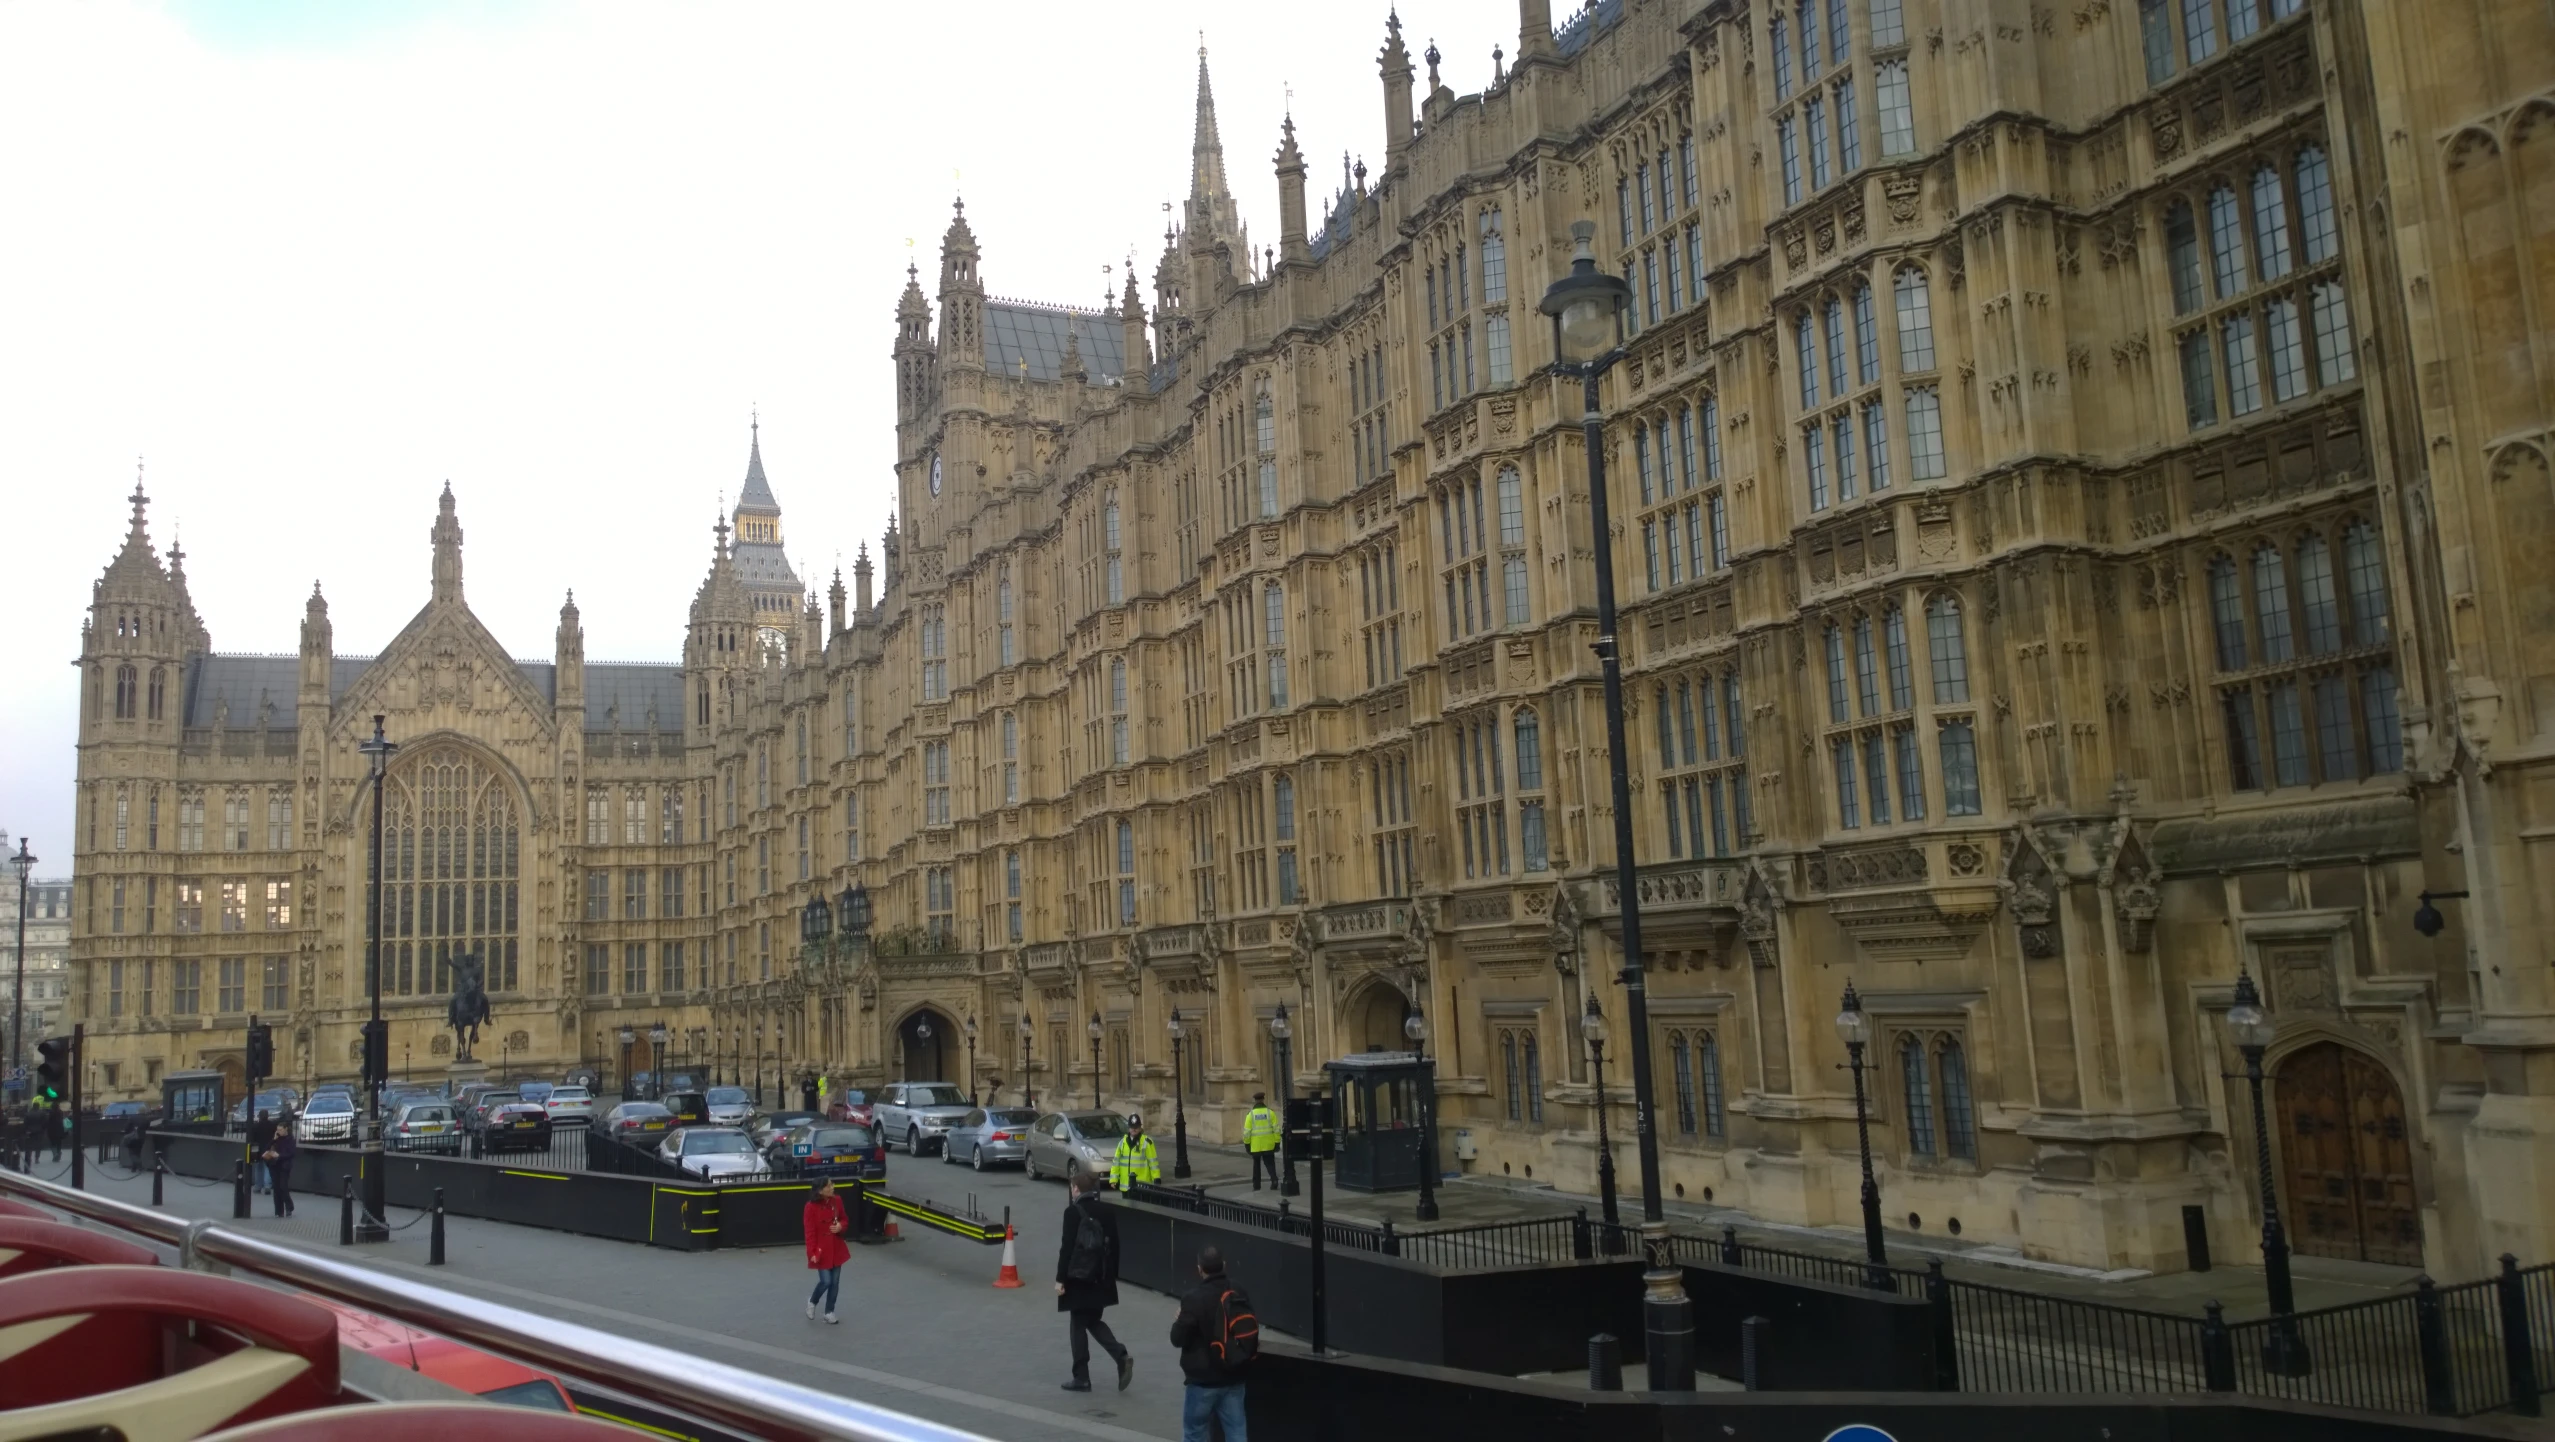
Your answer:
[0,0,1521,870]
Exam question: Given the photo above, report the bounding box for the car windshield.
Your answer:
[517,1083,554,1100]
[838,1090,869,1105]
[403,1108,450,1123]
[684,1131,754,1154]
[308,1098,355,1115]
[810,1127,875,1151]
[908,1085,967,1107]
[1073,1113,1128,1138]
[705,1087,752,1106]
[991,1109,1040,1126]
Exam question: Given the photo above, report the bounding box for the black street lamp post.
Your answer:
[965,1015,979,1105]
[356,716,397,1243]
[1835,985,1892,1290]
[1406,1006,1439,1222]
[1540,218,1693,1390]
[1583,995,1622,1249]
[1271,1003,1298,1198]
[650,1024,668,1099]
[619,1026,635,1101]
[9,837,33,1101]
[2227,969,2312,1376]
[1087,1013,1103,1112]
[1169,1012,1193,1179]
[1020,1014,1036,1109]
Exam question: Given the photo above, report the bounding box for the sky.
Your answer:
[0,0,1525,871]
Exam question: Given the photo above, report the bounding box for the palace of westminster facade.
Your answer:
[64,0,2555,1275]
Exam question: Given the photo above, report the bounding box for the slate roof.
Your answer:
[738,429,779,512]
[183,654,687,733]
[1553,0,1624,56]
[730,541,800,597]
[986,302,1128,383]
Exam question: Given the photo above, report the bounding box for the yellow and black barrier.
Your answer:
[853,1181,1006,1245]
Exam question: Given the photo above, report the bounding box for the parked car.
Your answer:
[702,1085,756,1126]
[660,1091,711,1129]
[941,1107,1040,1171]
[562,1066,602,1093]
[514,1080,556,1105]
[657,1126,766,1180]
[229,1088,301,1128]
[765,1121,884,1184]
[387,1101,463,1154]
[542,1085,597,1128]
[298,1093,359,1144]
[461,1089,523,1137]
[382,1082,445,1109]
[1023,1110,1130,1187]
[873,1082,974,1156]
[601,1101,673,1143]
[479,1102,554,1154]
[749,1110,821,1151]
[316,1297,575,1412]
[623,1071,661,1102]
[825,1088,875,1127]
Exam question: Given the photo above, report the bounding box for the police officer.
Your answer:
[1242,1092,1281,1191]
[1109,1113,1160,1191]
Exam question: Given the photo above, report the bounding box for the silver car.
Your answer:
[656,1125,766,1181]
[874,1081,975,1156]
[388,1101,463,1154]
[941,1107,1040,1171]
[702,1085,757,1127]
[1023,1110,1131,1187]
[297,1094,358,1143]
[543,1085,597,1128]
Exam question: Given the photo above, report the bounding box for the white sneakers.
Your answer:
[806,1301,817,1319]
[824,1313,840,1325]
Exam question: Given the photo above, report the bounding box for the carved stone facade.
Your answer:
[63,1,2555,1275]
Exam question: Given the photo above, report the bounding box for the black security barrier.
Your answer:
[1240,1343,2547,1442]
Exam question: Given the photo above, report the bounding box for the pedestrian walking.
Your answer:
[1169,1245,1257,1442]
[265,1116,298,1218]
[803,1177,850,1324]
[1108,1113,1160,1192]
[47,1102,67,1162]
[248,1110,276,1194]
[1242,1093,1280,1191]
[1056,1170,1132,1392]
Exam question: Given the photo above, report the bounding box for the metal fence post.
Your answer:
[339,1175,355,1247]
[152,1158,166,1208]
[1573,1208,1594,1261]
[1381,1219,1400,1258]
[2498,1254,2543,1418]
[1740,1315,1769,1391]
[429,1187,447,1266]
[1721,1224,1742,1267]
[1925,1258,1960,1392]
[1588,1333,1623,1391]
[2201,1301,2237,1392]
[232,1160,249,1219]
[2413,1276,2456,1415]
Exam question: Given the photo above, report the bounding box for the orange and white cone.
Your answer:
[993,1224,1024,1288]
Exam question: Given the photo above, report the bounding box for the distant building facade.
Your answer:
[64,0,2555,1276]
[1,832,72,1071]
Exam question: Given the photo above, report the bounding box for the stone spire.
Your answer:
[554,589,584,717]
[1191,44,1234,218]
[1184,44,1250,292]
[739,411,777,512]
[895,260,936,422]
[431,482,464,605]
[1276,115,1310,264]
[854,542,874,620]
[937,198,984,371]
[299,581,332,699]
[828,565,848,634]
[1380,12,1416,176]
[1119,267,1152,396]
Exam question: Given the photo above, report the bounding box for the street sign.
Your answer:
[793,1141,814,1158]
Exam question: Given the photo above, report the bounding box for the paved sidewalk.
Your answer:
[1180,1143,2422,1321]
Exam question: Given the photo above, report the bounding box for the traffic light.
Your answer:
[34,1037,69,1107]
[245,1018,274,1083]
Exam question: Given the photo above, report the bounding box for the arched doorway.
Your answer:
[1351,982,1414,1054]
[2275,1041,2422,1266]
[898,1010,951,1081]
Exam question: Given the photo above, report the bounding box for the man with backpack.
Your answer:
[1169,1245,1255,1442]
[1055,1170,1132,1392]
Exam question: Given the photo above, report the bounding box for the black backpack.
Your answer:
[1066,1202,1107,1282]
[1210,1285,1259,1369]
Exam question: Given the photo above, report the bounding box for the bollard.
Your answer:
[152,1158,166,1208]
[1925,1258,1960,1392]
[2497,1254,2543,1418]
[430,1188,447,1266]
[2415,1276,2456,1415]
[233,1160,250,1220]
[1588,1333,1623,1391]
[1721,1224,1744,1267]
[1573,1207,1594,1261]
[1740,1315,1770,1391]
[340,1176,356,1247]
[1381,1219,1400,1257]
[2200,1301,2237,1392]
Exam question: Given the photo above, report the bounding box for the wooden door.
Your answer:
[2276,1042,2423,1265]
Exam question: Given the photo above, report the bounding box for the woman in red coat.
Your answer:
[803,1177,851,1324]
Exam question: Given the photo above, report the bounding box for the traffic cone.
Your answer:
[885,1218,902,1241]
[993,1224,1024,1288]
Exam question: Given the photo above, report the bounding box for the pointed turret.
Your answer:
[895,262,936,422]
[937,198,985,372]
[1190,46,1234,221]
[1518,0,1555,62]
[1275,115,1310,265]
[1182,46,1250,297]
[801,590,826,663]
[299,582,332,701]
[728,418,803,633]
[1380,13,1416,177]
[1119,268,1152,396]
[84,472,204,738]
[828,566,848,636]
[554,590,584,722]
[686,511,755,740]
[854,543,875,621]
[430,482,465,605]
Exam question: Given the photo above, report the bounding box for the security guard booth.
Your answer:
[159,1070,227,1136]
[1322,1052,1437,1193]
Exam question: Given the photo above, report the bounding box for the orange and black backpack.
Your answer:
[1211,1285,1260,1368]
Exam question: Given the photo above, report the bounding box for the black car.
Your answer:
[461,1089,523,1135]
[764,1121,885,1184]
[660,1091,711,1129]
[479,1102,555,1154]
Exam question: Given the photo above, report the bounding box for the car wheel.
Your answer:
[972,1145,987,1172]
[1063,1158,1079,1186]
[907,1128,923,1157]
[1025,1154,1040,1180]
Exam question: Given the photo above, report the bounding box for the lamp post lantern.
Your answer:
[10,837,35,1100]
[1270,1003,1298,1198]
[1583,994,1622,1248]
[965,1015,979,1105]
[1835,984,1892,1290]
[1020,1014,1036,1108]
[355,715,397,1243]
[1539,218,1691,1389]
[1087,1012,1104,1112]
[1169,1012,1193,1179]
[2227,969,2312,1376]
[1406,1006,1439,1222]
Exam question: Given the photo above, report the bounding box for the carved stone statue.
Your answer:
[447,952,492,1062]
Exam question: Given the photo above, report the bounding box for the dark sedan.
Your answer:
[601,1101,674,1143]
[479,1102,554,1154]
[765,1122,885,1184]
[660,1091,711,1129]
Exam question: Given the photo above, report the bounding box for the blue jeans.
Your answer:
[1182,1382,1245,1442]
[808,1267,841,1314]
[251,1162,270,1193]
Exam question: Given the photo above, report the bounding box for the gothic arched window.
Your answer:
[114,665,137,720]
[380,747,521,998]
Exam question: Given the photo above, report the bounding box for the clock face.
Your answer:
[929,452,942,497]
[756,625,788,654]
